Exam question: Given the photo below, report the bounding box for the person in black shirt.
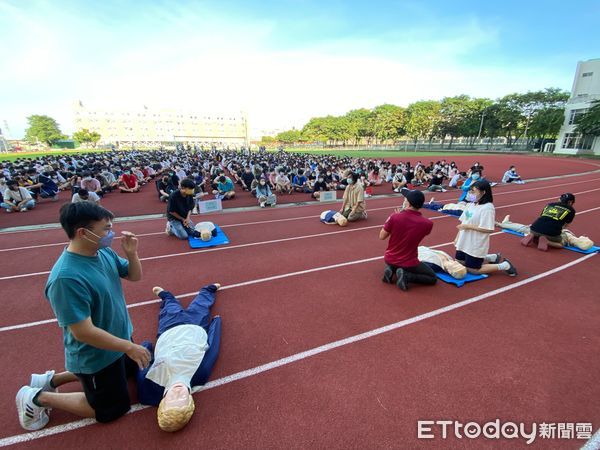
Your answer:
[312,175,328,199]
[166,179,199,240]
[522,193,576,251]
[240,167,255,192]
[156,174,176,202]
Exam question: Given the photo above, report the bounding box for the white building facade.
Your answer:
[554,59,600,155]
[73,102,249,148]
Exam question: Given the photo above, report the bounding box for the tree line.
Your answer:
[272,88,595,149]
[19,93,600,151]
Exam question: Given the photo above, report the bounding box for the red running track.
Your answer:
[0,159,599,449]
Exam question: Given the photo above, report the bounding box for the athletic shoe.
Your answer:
[490,253,502,264]
[260,202,266,208]
[192,208,198,215]
[5,208,12,213]
[393,188,400,193]
[503,258,518,276]
[20,208,27,212]
[382,266,394,284]
[30,370,56,393]
[16,386,49,431]
[537,236,549,252]
[520,234,534,247]
[395,268,408,291]
[165,222,172,236]
[441,189,447,192]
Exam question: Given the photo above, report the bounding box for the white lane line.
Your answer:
[582,428,600,450]
[0,252,595,447]
[6,198,600,332]
[3,175,600,251]
[0,237,462,332]
[3,187,600,281]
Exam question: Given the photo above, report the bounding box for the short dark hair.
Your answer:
[59,202,114,239]
[471,180,493,205]
[218,176,226,183]
[78,189,89,197]
[180,179,196,189]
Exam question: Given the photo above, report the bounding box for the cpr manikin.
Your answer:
[320,210,348,227]
[418,246,467,279]
[194,222,218,241]
[496,215,593,250]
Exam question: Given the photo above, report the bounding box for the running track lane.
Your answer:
[1,252,598,449]
[2,191,600,328]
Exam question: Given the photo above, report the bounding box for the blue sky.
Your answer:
[0,0,598,138]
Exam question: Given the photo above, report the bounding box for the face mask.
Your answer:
[347,178,354,185]
[260,181,266,186]
[471,174,480,180]
[466,193,478,202]
[84,229,115,248]
[318,178,323,182]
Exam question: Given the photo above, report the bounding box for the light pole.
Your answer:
[476,109,487,140]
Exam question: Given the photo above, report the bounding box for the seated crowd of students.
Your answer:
[0,145,524,214]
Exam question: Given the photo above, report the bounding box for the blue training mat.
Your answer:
[435,271,488,288]
[188,225,230,248]
[501,229,600,254]
[422,203,462,217]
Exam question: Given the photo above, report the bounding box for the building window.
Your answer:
[562,133,594,150]
[568,108,589,125]
[582,72,593,77]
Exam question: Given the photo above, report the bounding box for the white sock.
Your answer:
[484,254,498,263]
[498,261,510,271]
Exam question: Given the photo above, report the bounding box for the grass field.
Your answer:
[0,148,110,163]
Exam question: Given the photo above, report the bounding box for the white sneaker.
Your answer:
[441,189,447,192]
[260,202,266,208]
[393,188,400,193]
[5,208,12,213]
[30,370,57,393]
[165,222,172,236]
[16,386,49,431]
[192,208,198,215]
[20,208,27,212]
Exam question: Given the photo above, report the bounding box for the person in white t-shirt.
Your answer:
[1,180,36,212]
[454,180,517,276]
[136,283,222,432]
[71,189,100,204]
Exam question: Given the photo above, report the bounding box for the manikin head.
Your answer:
[562,230,594,250]
[194,222,214,241]
[334,213,348,227]
[157,382,195,432]
[442,260,467,279]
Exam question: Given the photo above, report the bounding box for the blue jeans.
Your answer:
[1,199,35,211]
[168,218,195,240]
[136,285,222,406]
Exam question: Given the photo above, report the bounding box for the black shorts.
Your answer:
[76,355,138,423]
[455,250,484,270]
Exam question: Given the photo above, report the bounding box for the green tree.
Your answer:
[345,108,375,145]
[575,100,600,136]
[24,115,65,146]
[528,106,565,150]
[371,104,406,144]
[276,129,302,144]
[260,136,276,145]
[405,100,442,148]
[73,128,101,148]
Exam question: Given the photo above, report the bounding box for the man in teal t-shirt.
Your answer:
[15,202,150,431]
[212,175,236,200]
